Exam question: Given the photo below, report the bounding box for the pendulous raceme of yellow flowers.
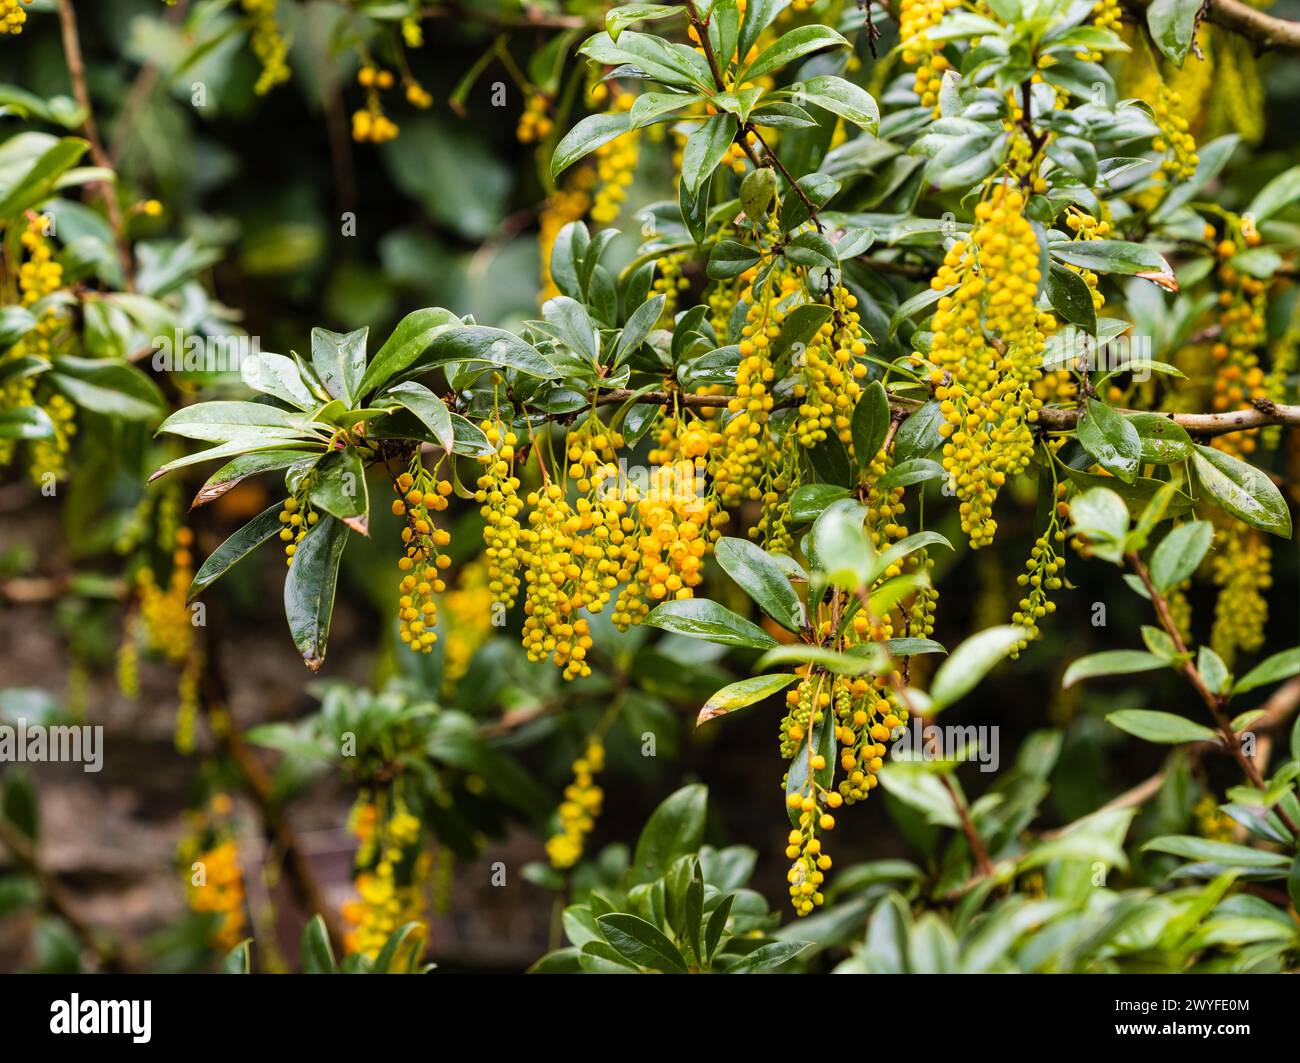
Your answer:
[924,182,1045,549]
[393,462,454,654]
[1151,83,1199,184]
[1210,519,1270,668]
[242,0,290,96]
[516,92,554,143]
[546,739,605,869]
[278,492,319,564]
[591,92,639,224]
[794,285,868,451]
[1010,483,1068,658]
[476,419,523,608]
[178,795,246,951]
[137,527,196,667]
[352,66,399,143]
[1210,220,1270,459]
[898,0,957,110]
[341,794,430,958]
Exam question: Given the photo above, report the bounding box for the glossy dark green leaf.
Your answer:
[188,502,283,601]
[1149,519,1212,593]
[1076,398,1140,483]
[356,307,459,397]
[596,914,688,973]
[714,536,806,631]
[644,598,778,648]
[1192,445,1292,538]
[310,326,367,406]
[307,447,369,534]
[630,783,707,885]
[284,514,349,671]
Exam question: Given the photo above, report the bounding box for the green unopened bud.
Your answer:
[740,166,778,221]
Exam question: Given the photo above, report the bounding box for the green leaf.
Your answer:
[299,915,336,973]
[426,326,556,379]
[707,239,762,280]
[928,626,1027,712]
[681,113,735,195]
[794,75,878,132]
[1149,519,1212,594]
[1142,835,1290,868]
[310,326,367,406]
[1129,412,1193,464]
[1063,649,1167,688]
[877,457,944,491]
[284,515,349,671]
[737,0,792,65]
[789,482,849,523]
[697,673,800,726]
[1106,710,1219,745]
[644,598,778,649]
[630,783,707,885]
[384,381,453,454]
[240,352,317,410]
[1146,0,1200,63]
[1192,445,1292,538]
[356,307,460,396]
[1198,646,1232,695]
[1233,648,1300,696]
[0,305,37,348]
[704,893,735,965]
[49,357,166,421]
[714,537,805,631]
[0,136,89,220]
[851,380,890,464]
[307,447,370,535]
[1076,399,1140,483]
[596,914,688,973]
[808,499,872,590]
[1051,239,1175,282]
[192,450,316,508]
[728,939,811,973]
[0,406,54,440]
[606,3,683,42]
[188,503,283,601]
[552,112,633,180]
[222,940,253,974]
[785,231,838,270]
[742,25,849,84]
[157,400,316,442]
[1247,165,1300,225]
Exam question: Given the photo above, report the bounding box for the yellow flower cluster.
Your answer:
[1210,227,1269,458]
[0,0,31,36]
[2,215,66,468]
[833,677,904,805]
[538,169,595,300]
[898,0,956,110]
[28,392,76,485]
[476,418,523,608]
[652,251,693,321]
[546,739,605,869]
[793,287,867,450]
[715,273,801,510]
[178,795,246,951]
[520,483,594,678]
[352,67,399,143]
[925,183,1045,548]
[591,93,639,224]
[1151,83,1198,184]
[138,527,195,667]
[242,0,290,96]
[277,493,318,565]
[440,559,495,692]
[393,463,454,654]
[341,795,429,958]
[1010,483,1068,657]
[1210,521,1270,668]
[517,93,553,143]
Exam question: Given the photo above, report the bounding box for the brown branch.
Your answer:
[56,0,134,290]
[1126,552,1300,835]
[939,774,994,877]
[1125,0,1300,52]
[0,816,138,972]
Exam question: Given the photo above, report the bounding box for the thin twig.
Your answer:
[56,0,134,290]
